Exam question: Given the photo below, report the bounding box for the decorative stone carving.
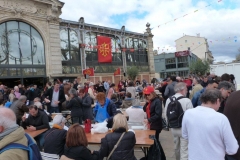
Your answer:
[0,0,37,14]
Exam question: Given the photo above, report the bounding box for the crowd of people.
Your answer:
[0,72,239,160]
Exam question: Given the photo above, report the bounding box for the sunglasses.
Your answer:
[145,94,151,96]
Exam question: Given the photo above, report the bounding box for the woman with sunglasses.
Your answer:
[143,86,163,141]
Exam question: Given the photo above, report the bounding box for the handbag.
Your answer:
[107,132,125,160]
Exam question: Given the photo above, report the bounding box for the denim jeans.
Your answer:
[49,107,60,114]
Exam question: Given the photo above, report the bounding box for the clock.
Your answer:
[60,30,68,49]
[0,52,7,63]
[1,29,37,61]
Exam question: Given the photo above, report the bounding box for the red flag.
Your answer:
[114,68,121,76]
[83,68,94,76]
[97,36,112,63]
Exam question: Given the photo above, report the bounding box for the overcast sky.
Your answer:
[59,0,240,63]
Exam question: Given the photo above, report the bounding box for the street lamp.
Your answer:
[119,26,127,77]
[78,17,86,72]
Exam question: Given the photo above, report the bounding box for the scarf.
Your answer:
[0,124,19,140]
[52,124,63,129]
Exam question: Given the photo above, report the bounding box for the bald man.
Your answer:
[0,108,28,160]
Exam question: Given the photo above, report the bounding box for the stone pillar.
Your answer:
[145,23,156,80]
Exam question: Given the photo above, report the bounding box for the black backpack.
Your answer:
[166,96,185,128]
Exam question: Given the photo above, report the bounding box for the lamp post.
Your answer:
[78,17,86,73]
[119,26,127,77]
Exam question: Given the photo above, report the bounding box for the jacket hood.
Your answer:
[0,127,26,149]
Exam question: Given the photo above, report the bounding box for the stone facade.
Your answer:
[0,0,155,84]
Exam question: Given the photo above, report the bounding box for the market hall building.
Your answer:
[0,0,156,87]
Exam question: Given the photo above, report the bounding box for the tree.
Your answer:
[189,59,210,76]
[127,66,139,81]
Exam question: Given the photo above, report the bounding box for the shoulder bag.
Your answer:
[107,132,125,160]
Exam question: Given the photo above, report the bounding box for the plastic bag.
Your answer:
[91,120,108,134]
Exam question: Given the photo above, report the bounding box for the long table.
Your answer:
[86,130,154,147]
[25,128,48,138]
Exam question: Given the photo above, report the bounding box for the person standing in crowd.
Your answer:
[10,95,29,125]
[117,81,122,92]
[192,80,219,107]
[62,124,97,160]
[73,78,79,90]
[189,77,203,100]
[44,81,66,113]
[95,81,105,93]
[104,80,110,93]
[66,88,83,124]
[107,83,115,99]
[201,76,209,88]
[224,90,240,160]
[0,108,32,160]
[79,88,93,120]
[8,88,16,102]
[217,81,232,113]
[14,86,21,99]
[182,89,238,160]
[183,76,192,98]
[126,81,136,98]
[93,114,136,160]
[33,85,41,98]
[94,92,117,128]
[88,82,96,100]
[135,77,141,86]
[26,84,35,105]
[164,76,177,99]
[158,80,168,107]
[229,74,237,91]
[44,115,67,156]
[18,84,25,95]
[165,82,193,160]
[221,73,231,82]
[143,86,162,141]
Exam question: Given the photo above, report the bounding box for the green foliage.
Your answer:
[127,66,139,81]
[236,53,240,61]
[189,59,210,76]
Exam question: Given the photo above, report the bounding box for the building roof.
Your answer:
[61,19,146,37]
[175,35,207,42]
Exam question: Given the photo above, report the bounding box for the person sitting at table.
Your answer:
[110,93,122,109]
[126,106,146,123]
[22,105,50,150]
[79,88,93,121]
[10,95,29,125]
[34,101,52,122]
[0,108,36,160]
[93,114,136,160]
[66,88,83,124]
[61,124,98,160]
[94,92,117,128]
[44,115,67,156]
[121,92,140,109]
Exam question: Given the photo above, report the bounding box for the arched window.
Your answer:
[0,21,45,77]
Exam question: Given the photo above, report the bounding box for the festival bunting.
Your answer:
[97,36,112,63]
[114,68,121,76]
[83,68,94,76]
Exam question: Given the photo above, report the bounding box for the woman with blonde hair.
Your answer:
[93,114,136,160]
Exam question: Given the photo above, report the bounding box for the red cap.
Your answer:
[143,86,154,94]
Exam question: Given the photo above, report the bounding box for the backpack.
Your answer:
[166,96,185,128]
[0,133,42,160]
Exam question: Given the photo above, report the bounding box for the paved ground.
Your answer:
[88,130,176,160]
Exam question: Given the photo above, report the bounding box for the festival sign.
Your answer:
[175,50,190,57]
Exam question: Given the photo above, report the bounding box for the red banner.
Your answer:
[175,50,190,57]
[83,68,94,76]
[97,36,112,63]
[114,68,121,76]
